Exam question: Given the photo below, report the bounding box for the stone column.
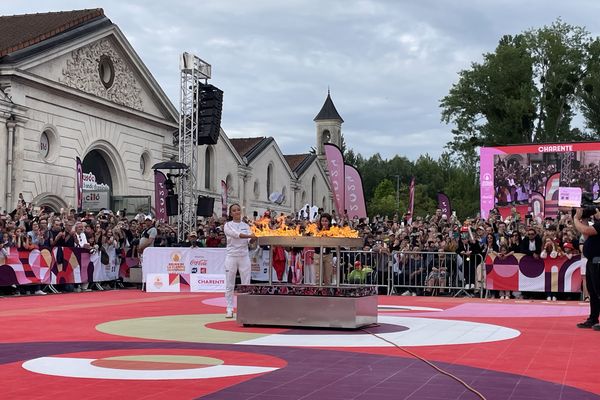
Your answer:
[5,118,16,211]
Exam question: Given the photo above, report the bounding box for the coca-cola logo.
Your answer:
[190,258,207,266]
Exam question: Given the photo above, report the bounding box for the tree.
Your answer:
[441,20,599,165]
[368,178,397,218]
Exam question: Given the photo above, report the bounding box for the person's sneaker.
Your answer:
[34,290,46,295]
[546,296,552,301]
[577,319,598,329]
[225,310,233,319]
[552,296,557,301]
[411,292,417,296]
[401,290,412,296]
[593,324,600,331]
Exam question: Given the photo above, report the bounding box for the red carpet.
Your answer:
[1,289,599,399]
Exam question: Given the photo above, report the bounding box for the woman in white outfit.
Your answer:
[224,203,257,318]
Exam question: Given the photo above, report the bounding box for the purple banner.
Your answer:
[221,180,228,218]
[344,165,367,219]
[437,192,452,218]
[407,176,415,224]
[154,170,168,223]
[324,143,345,214]
[76,156,83,212]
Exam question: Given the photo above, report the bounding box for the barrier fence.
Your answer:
[0,246,138,287]
[1,245,585,296]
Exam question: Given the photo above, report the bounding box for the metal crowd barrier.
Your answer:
[389,251,485,298]
[338,250,391,294]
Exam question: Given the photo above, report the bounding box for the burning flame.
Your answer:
[251,217,359,238]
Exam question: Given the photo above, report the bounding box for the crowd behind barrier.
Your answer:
[0,195,589,300]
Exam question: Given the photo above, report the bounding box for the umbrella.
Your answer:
[152,161,189,170]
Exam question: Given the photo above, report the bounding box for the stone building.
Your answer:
[0,9,343,217]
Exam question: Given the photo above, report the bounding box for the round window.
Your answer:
[40,131,50,158]
[98,55,115,89]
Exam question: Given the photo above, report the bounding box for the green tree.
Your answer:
[368,178,397,217]
[441,19,599,164]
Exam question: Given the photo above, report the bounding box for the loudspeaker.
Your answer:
[196,84,223,145]
[166,194,178,216]
[196,196,215,217]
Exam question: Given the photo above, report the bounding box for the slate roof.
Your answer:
[283,153,316,176]
[229,137,274,163]
[314,92,344,122]
[0,9,105,57]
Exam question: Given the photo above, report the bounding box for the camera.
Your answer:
[572,192,598,219]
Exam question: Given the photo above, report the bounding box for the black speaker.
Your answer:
[196,196,215,217]
[166,194,178,216]
[196,84,223,145]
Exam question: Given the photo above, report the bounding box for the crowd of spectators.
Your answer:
[0,194,587,300]
[494,157,600,206]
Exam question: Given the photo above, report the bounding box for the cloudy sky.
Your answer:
[3,1,600,160]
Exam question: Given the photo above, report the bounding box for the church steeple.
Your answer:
[314,90,344,123]
[314,90,343,157]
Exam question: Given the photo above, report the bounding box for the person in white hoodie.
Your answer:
[223,203,257,318]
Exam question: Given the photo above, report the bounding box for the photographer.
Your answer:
[574,205,600,330]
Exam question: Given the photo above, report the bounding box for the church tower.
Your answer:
[314,90,344,161]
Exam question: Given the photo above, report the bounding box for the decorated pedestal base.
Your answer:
[236,285,378,329]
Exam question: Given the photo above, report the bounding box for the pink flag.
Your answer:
[220,180,228,218]
[407,176,415,224]
[324,144,345,214]
[154,170,168,223]
[344,165,367,219]
[76,156,83,212]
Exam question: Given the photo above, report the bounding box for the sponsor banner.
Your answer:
[479,146,501,220]
[154,170,168,223]
[146,273,225,292]
[544,172,561,219]
[191,274,226,292]
[344,165,367,219]
[324,143,345,214]
[529,191,545,224]
[141,247,227,282]
[485,253,583,292]
[82,190,110,211]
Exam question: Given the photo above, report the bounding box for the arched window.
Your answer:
[204,147,213,189]
[301,190,306,204]
[281,186,287,205]
[311,176,316,206]
[226,174,234,196]
[322,196,327,209]
[266,163,273,198]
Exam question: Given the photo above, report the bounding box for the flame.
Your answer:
[250,218,359,238]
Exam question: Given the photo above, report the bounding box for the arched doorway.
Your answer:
[82,150,113,190]
[32,194,67,213]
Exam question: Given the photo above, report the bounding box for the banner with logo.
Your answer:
[407,176,415,224]
[154,170,168,223]
[76,157,83,212]
[324,143,345,214]
[141,247,226,282]
[437,192,452,219]
[146,273,226,292]
[221,179,228,218]
[344,165,367,219]
[528,191,545,223]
